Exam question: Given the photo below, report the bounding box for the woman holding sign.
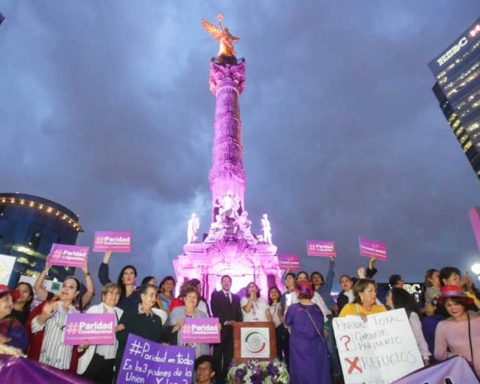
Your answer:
[77,283,124,384]
[168,285,210,358]
[338,279,386,318]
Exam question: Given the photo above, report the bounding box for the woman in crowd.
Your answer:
[34,264,94,311]
[158,276,176,311]
[434,285,480,377]
[311,256,337,314]
[386,287,431,365]
[339,278,386,318]
[116,283,164,368]
[0,285,27,352]
[188,279,211,317]
[294,272,331,321]
[99,251,140,312]
[336,275,354,313]
[77,283,124,384]
[423,269,441,305]
[241,282,272,322]
[141,276,158,287]
[268,286,288,364]
[439,266,480,309]
[11,282,33,325]
[28,275,83,372]
[168,285,210,358]
[285,280,331,384]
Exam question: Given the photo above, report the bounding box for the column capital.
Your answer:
[209,59,246,95]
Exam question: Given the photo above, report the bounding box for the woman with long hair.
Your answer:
[0,285,27,352]
[268,286,289,364]
[386,287,431,365]
[241,282,272,322]
[98,251,140,312]
[11,282,33,325]
[434,285,480,377]
[158,276,176,311]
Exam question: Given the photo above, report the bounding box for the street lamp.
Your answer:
[471,262,480,279]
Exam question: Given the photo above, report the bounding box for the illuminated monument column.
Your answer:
[173,17,283,298]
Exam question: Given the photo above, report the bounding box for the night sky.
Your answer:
[1,1,480,292]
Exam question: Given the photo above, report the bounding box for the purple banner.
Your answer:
[47,243,89,268]
[469,207,480,252]
[64,313,115,345]
[306,240,336,257]
[181,317,220,343]
[358,237,388,260]
[94,230,131,253]
[0,355,92,383]
[117,333,195,384]
[393,356,479,383]
[278,254,301,270]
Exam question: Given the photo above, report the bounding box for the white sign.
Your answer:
[240,327,270,359]
[0,254,16,285]
[333,309,423,384]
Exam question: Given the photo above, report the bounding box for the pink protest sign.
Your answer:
[278,254,301,270]
[181,317,220,344]
[307,240,336,257]
[358,237,387,260]
[469,207,480,251]
[47,244,89,268]
[93,231,131,253]
[64,313,115,345]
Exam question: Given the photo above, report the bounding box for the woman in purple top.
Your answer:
[285,280,331,384]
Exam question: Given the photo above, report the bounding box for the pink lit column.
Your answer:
[208,60,247,219]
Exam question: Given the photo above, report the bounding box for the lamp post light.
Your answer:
[471,262,480,279]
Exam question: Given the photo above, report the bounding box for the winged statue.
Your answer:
[201,14,239,57]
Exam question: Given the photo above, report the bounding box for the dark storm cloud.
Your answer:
[1,0,479,293]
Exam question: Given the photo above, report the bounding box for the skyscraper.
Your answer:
[429,17,480,179]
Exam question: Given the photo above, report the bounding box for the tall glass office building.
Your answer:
[0,193,83,286]
[429,18,480,179]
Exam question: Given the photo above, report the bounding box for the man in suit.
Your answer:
[210,275,242,383]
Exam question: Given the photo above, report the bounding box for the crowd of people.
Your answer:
[0,254,479,384]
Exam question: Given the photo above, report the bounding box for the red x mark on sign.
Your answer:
[345,357,362,374]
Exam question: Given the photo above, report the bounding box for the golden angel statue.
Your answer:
[202,14,239,57]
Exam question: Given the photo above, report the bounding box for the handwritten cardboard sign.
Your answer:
[94,231,131,253]
[306,240,336,257]
[47,244,89,268]
[117,333,195,384]
[64,313,115,345]
[333,309,423,383]
[358,237,388,260]
[277,254,301,270]
[181,317,220,344]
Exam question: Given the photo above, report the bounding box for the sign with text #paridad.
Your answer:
[181,317,220,344]
[47,244,89,268]
[117,333,194,384]
[277,254,301,270]
[333,308,423,384]
[306,240,336,257]
[94,231,131,252]
[64,313,115,345]
[358,237,387,259]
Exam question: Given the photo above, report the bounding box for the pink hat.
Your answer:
[295,280,314,299]
[0,285,20,301]
[437,285,474,305]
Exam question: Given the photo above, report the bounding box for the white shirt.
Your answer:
[269,303,282,327]
[241,297,270,322]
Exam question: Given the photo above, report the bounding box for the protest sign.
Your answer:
[47,244,89,268]
[306,240,336,257]
[358,237,388,260]
[94,231,131,253]
[117,333,195,384]
[0,254,16,285]
[64,313,115,345]
[333,308,423,384]
[277,254,301,270]
[181,317,220,344]
[393,356,479,384]
[469,207,480,251]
